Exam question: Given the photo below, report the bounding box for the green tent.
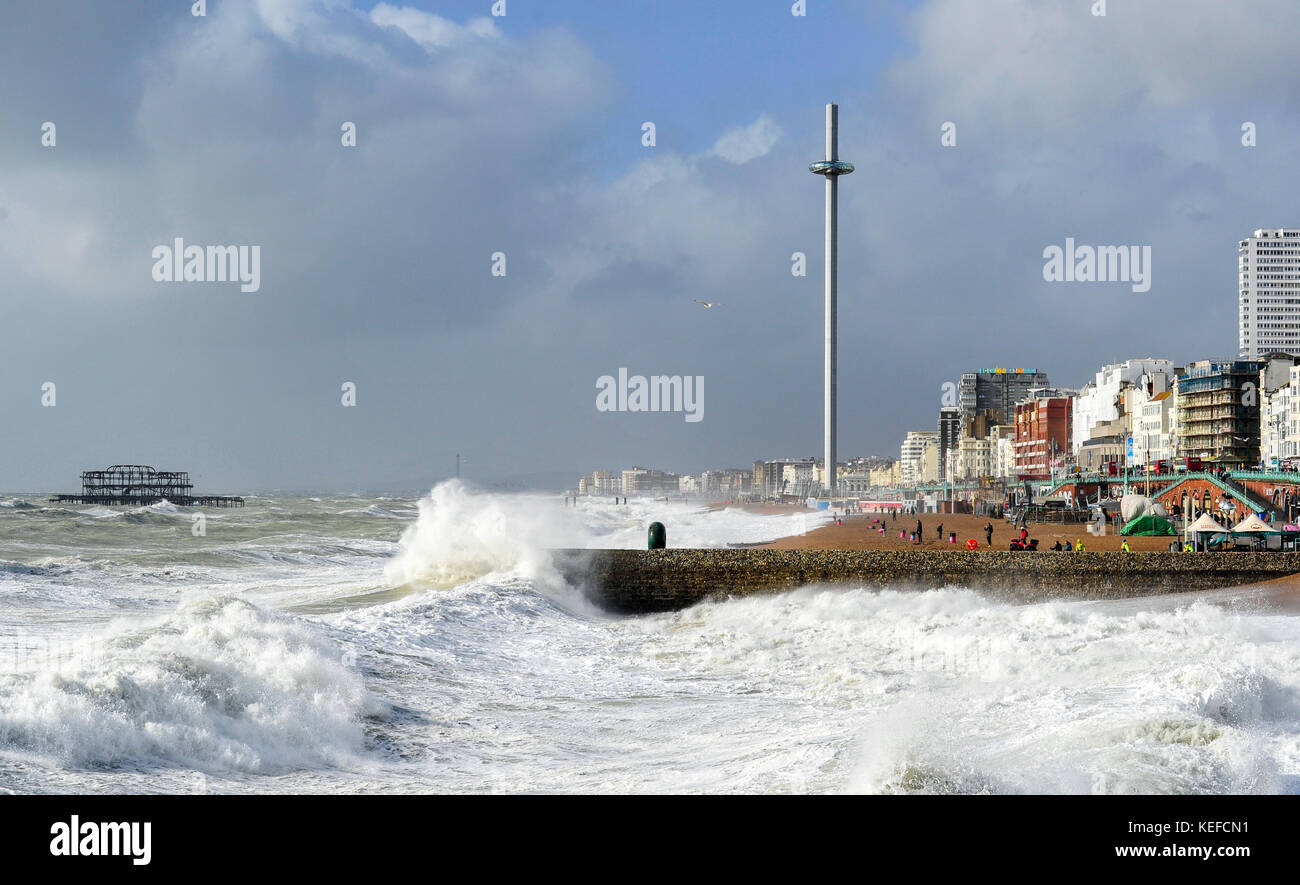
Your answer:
[1120,514,1177,536]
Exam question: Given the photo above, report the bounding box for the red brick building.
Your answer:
[1014,396,1073,480]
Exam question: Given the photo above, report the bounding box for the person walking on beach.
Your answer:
[916,518,923,538]
[936,523,943,541]
[984,522,994,546]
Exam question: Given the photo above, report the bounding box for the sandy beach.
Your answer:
[759,510,1183,553]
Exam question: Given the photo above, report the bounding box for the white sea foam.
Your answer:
[2,489,1298,794]
[0,499,37,510]
[0,596,370,774]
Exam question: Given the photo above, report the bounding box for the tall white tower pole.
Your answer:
[810,104,854,498]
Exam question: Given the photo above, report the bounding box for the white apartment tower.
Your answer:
[1239,228,1300,359]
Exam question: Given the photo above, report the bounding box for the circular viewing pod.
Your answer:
[808,161,855,176]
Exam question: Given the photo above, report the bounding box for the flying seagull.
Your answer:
[693,300,722,308]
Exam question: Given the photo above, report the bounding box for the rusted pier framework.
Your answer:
[51,465,244,507]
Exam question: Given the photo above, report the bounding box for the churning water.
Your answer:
[1,482,1297,794]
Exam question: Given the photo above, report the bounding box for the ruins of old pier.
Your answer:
[50,465,244,507]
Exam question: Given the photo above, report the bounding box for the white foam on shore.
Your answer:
[0,596,369,773]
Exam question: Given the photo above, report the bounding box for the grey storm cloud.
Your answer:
[2,0,1298,493]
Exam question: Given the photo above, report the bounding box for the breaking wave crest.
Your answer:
[384,481,594,589]
[0,597,369,773]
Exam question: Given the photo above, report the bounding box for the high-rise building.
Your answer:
[958,368,1051,425]
[1239,228,1300,359]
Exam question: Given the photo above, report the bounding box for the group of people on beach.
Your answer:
[885,517,999,547]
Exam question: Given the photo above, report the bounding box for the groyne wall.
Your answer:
[551,549,1300,614]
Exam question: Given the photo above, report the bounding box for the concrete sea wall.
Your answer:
[551,548,1300,614]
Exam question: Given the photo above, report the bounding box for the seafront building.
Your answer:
[751,458,821,498]
[698,469,750,496]
[1239,228,1300,360]
[942,411,1009,483]
[1125,371,1178,467]
[900,431,939,485]
[1013,394,1073,480]
[1077,416,1128,473]
[1072,359,1175,454]
[621,467,673,495]
[1175,360,1266,466]
[783,461,818,495]
[1262,364,1300,469]
[753,460,796,498]
[949,433,994,481]
[869,460,901,487]
[919,445,940,483]
[994,426,1016,480]
[958,368,1050,424]
[838,472,876,495]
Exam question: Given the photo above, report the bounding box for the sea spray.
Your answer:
[382,483,826,611]
[384,481,599,590]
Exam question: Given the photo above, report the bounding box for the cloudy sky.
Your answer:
[2,0,1298,493]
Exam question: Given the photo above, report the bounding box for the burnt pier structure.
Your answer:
[51,465,244,507]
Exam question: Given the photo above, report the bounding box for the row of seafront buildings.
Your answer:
[901,357,1300,487]
[895,228,1300,490]
[576,466,754,498]
[573,456,895,502]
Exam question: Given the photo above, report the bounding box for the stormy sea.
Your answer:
[1,482,1298,794]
